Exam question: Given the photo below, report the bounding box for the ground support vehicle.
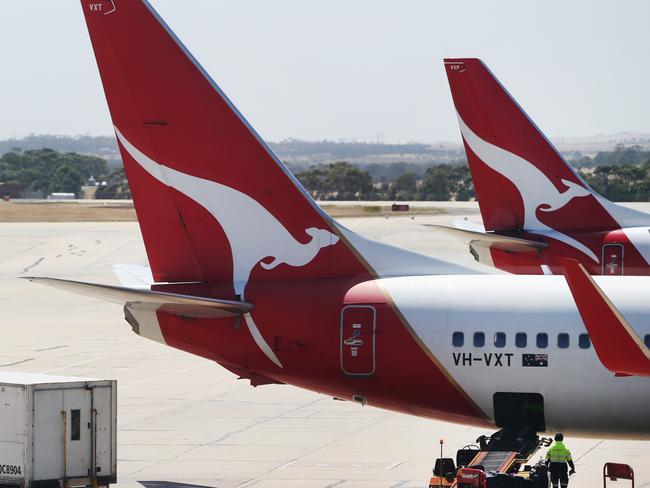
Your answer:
[0,372,117,488]
[430,427,552,488]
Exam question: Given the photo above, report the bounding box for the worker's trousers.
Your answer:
[549,462,569,488]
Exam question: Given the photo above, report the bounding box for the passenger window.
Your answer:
[473,332,485,347]
[515,332,527,348]
[579,334,591,349]
[536,333,548,349]
[558,333,570,349]
[494,332,506,348]
[452,332,464,347]
[645,334,650,349]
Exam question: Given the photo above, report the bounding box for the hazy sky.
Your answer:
[1,1,650,143]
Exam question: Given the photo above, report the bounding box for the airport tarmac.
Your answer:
[1,205,649,488]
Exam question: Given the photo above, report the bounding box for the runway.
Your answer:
[1,205,649,487]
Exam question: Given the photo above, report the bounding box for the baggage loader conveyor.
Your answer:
[429,426,552,488]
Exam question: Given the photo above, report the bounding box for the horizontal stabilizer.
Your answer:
[23,277,252,318]
[450,219,486,233]
[429,225,548,253]
[561,259,650,377]
[111,264,153,289]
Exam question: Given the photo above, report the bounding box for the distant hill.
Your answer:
[270,139,465,172]
[2,133,650,172]
[553,132,650,155]
[0,134,466,170]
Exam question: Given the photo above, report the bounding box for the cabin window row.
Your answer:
[448,331,633,350]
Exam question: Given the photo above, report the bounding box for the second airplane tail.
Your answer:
[444,58,650,234]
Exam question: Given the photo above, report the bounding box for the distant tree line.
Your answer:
[570,144,650,168]
[579,163,650,201]
[0,148,107,197]
[295,162,474,201]
[294,159,650,202]
[0,135,122,168]
[5,144,650,202]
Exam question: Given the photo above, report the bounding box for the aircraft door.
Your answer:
[602,244,624,275]
[493,392,545,431]
[340,305,376,376]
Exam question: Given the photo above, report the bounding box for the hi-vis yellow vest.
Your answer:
[546,442,573,463]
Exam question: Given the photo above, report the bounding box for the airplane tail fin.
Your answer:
[444,58,650,233]
[81,1,476,299]
[80,0,374,296]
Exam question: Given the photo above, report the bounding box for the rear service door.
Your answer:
[63,388,92,478]
[602,244,624,275]
[340,305,376,376]
[34,389,64,481]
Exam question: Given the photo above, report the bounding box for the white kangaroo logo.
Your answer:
[457,115,597,262]
[115,127,339,367]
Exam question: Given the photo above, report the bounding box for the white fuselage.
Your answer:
[380,275,650,438]
[621,226,650,267]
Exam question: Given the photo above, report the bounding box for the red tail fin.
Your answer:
[444,58,636,234]
[81,0,369,295]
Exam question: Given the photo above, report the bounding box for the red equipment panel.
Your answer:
[456,467,487,488]
[604,462,634,488]
[602,244,624,275]
[340,305,376,376]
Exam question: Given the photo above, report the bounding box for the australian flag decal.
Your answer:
[522,354,548,367]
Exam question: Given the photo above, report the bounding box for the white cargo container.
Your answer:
[0,372,116,488]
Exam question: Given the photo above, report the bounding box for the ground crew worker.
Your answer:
[546,433,576,488]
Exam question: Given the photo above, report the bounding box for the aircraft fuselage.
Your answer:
[131,274,650,439]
